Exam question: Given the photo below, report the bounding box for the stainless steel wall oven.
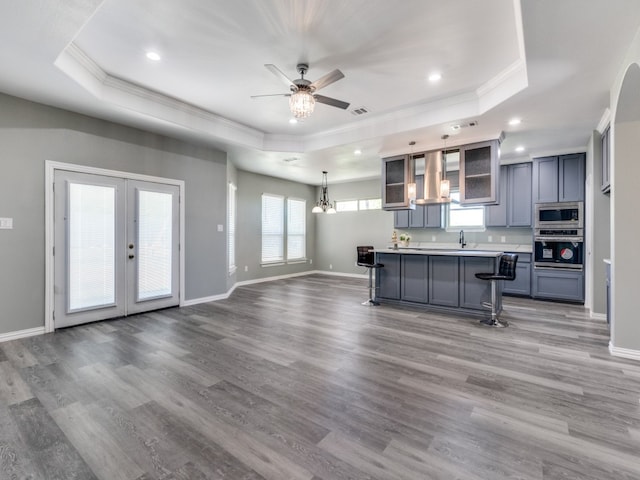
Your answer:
[534,227,584,270]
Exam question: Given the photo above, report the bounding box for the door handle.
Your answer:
[129,254,135,259]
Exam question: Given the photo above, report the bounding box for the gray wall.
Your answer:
[315,179,394,275]
[0,93,228,335]
[236,169,316,282]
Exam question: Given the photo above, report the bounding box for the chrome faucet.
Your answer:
[459,230,467,248]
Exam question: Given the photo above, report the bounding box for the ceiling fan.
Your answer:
[252,63,350,119]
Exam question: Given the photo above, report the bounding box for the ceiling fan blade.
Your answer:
[250,93,291,98]
[310,69,345,91]
[264,64,297,89]
[314,94,350,110]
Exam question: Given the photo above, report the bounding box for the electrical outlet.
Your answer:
[329,264,333,270]
[244,266,248,272]
[488,235,493,242]
[217,224,223,232]
[501,236,506,243]
[309,259,312,264]
[431,235,436,241]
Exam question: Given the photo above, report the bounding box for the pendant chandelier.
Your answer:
[312,171,336,214]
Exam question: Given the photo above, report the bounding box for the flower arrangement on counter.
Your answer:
[399,232,411,246]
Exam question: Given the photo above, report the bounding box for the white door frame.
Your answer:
[45,161,186,333]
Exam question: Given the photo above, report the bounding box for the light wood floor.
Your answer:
[1,274,639,479]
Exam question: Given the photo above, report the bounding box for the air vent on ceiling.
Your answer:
[283,157,299,163]
[351,106,371,116]
[451,120,478,130]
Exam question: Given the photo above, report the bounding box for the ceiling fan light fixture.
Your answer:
[289,90,315,118]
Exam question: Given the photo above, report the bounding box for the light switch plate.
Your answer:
[0,217,13,229]
[217,224,223,232]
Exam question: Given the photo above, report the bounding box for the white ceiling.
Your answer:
[1,0,639,185]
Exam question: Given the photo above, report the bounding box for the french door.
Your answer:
[53,170,180,328]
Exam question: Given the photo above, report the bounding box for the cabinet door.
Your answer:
[424,204,442,228]
[459,257,494,310]
[394,210,409,228]
[376,253,401,300]
[507,163,532,227]
[382,155,414,210]
[532,269,584,302]
[428,256,459,307]
[459,140,499,204]
[533,156,559,203]
[558,153,585,202]
[502,263,531,296]
[485,165,508,227]
[401,255,429,303]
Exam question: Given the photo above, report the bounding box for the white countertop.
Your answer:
[384,242,532,253]
[374,248,502,258]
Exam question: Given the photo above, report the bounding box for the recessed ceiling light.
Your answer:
[289,118,298,124]
[146,51,161,61]
[515,145,525,152]
[509,118,521,126]
[428,72,442,82]
[354,149,362,155]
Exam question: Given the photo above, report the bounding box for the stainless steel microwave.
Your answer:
[534,202,583,229]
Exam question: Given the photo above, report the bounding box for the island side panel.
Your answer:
[401,255,429,303]
[376,253,401,300]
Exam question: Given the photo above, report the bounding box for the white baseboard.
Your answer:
[0,326,46,343]
[182,270,331,307]
[609,342,640,361]
[314,270,369,279]
[589,311,607,321]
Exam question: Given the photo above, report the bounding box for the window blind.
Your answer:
[261,193,284,263]
[287,198,306,260]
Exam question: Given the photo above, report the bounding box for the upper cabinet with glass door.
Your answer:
[458,139,500,205]
[382,155,415,210]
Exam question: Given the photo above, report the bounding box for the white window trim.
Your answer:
[445,191,486,232]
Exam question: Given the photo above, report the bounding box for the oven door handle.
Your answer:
[535,237,583,242]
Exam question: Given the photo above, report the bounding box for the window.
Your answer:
[359,198,382,210]
[287,198,306,261]
[336,200,358,212]
[447,190,485,230]
[261,194,284,264]
[334,198,382,212]
[228,182,237,273]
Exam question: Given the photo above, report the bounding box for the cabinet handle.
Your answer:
[128,254,135,259]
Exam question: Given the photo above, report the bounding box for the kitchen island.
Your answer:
[374,248,503,316]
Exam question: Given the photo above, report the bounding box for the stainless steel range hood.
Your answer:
[414,150,451,204]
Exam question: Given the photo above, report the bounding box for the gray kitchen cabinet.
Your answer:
[485,165,508,227]
[485,163,532,228]
[382,155,415,210]
[459,140,500,205]
[558,153,585,202]
[502,253,531,296]
[532,269,584,303]
[376,253,401,300]
[395,174,442,229]
[459,257,494,310]
[424,204,442,228]
[401,255,429,303]
[394,210,409,228]
[428,256,459,307]
[508,162,533,226]
[533,154,585,203]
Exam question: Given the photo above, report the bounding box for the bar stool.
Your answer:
[475,253,518,327]
[357,246,384,306]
